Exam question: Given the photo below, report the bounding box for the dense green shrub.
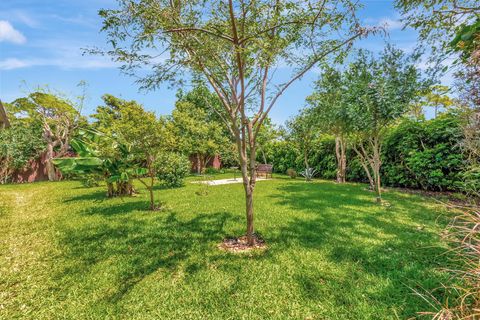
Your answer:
[310,137,338,180]
[204,167,224,174]
[155,153,190,188]
[261,113,466,191]
[0,122,46,183]
[262,140,300,174]
[382,114,465,191]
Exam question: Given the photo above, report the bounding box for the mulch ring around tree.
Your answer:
[218,233,267,253]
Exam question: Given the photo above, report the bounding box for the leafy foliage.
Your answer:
[155,153,190,188]
[382,113,465,191]
[170,98,230,173]
[300,168,317,181]
[286,109,319,172]
[0,120,46,183]
[10,91,83,181]
[53,130,136,190]
[96,0,374,244]
[264,112,467,192]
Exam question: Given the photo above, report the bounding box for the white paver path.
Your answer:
[191,177,269,186]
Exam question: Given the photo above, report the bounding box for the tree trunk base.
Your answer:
[218,234,266,252]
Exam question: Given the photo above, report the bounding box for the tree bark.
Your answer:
[340,138,347,183]
[335,136,347,183]
[45,142,58,181]
[303,149,311,181]
[148,186,155,210]
[245,183,254,244]
[196,153,202,174]
[372,137,382,203]
[353,145,375,190]
[234,121,257,246]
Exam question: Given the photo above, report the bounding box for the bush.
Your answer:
[286,168,297,179]
[261,113,467,191]
[204,167,223,174]
[0,122,45,183]
[382,114,465,191]
[155,153,190,188]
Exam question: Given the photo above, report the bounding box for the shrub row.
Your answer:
[262,113,468,191]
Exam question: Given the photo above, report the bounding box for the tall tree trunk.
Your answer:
[234,123,256,246]
[372,137,382,203]
[340,137,347,183]
[374,169,382,203]
[239,154,255,245]
[196,153,202,174]
[335,136,347,183]
[353,145,375,190]
[303,149,311,181]
[247,128,257,246]
[45,142,58,181]
[245,182,254,244]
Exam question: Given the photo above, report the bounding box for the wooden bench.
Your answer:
[256,164,273,179]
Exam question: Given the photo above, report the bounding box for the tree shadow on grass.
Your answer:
[77,200,150,216]
[267,181,451,317]
[55,209,240,304]
[64,189,108,203]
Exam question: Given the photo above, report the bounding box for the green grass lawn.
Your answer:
[0,175,452,319]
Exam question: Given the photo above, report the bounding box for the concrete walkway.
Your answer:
[191,177,269,186]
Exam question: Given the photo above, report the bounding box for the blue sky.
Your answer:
[0,0,445,124]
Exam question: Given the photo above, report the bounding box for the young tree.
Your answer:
[307,67,351,183]
[170,100,230,174]
[286,109,319,181]
[424,85,454,118]
[346,47,423,202]
[92,95,172,207]
[10,92,82,181]
[96,0,372,245]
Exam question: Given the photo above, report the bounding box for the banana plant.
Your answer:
[53,129,136,197]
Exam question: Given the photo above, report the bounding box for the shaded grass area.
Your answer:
[0,176,452,319]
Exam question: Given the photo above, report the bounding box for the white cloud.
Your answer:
[0,20,26,44]
[0,56,117,71]
[378,18,404,31]
[12,11,38,28]
[364,16,404,32]
[0,58,29,70]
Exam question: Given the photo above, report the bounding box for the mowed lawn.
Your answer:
[0,175,452,319]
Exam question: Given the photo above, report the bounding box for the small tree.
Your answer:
[307,67,351,183]
[347,47,423,202]
[171,100,229,174]
[11,91,82,181]
[286,109,319,181]
[92,95,172,208]
[96,0,373,245]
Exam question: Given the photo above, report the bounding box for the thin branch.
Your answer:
[164,27,234,42]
